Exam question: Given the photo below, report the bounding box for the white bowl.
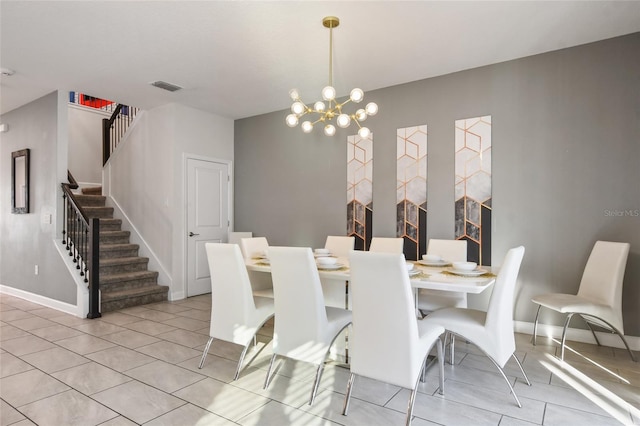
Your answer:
[452,261,477,271]
[422,254,442,262]
[314,248,330,255]
[406,262,414,271]
[316,257,338,266]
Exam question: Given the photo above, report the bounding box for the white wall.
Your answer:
[68,105,106,185]
[105,103,233,300]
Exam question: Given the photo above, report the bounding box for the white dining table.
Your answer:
[245,257,496,311]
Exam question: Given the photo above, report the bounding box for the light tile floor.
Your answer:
[1,293,638,425]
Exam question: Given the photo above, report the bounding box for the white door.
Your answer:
[186,158,230,297]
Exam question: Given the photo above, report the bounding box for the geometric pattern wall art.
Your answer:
[347,132,373,251]
[396,125,427,261]
[455,115,492,266]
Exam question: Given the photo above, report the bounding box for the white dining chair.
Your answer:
[417,239,468,312]
[229,231,252,245]
[264,246,353,405]
[199,243,275,380]
[421,246,530,407]
[531,241,635,361]
[369,237,404,253]
[240,236,269,259]
[324,235,355,258]
[345,250,445,426]
[417,239,468,362]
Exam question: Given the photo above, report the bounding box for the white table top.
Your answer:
[245,257,495,295]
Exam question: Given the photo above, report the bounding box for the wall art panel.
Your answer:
[396,125,427,260]
[347,133,373,250]
[455,116,492,265]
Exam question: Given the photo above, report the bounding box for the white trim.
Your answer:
[515,320,640,351]
[68,102,113,118]
[0,283,82,318]
[182,153,233,300]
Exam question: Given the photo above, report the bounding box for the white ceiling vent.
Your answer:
[150,81,182,92]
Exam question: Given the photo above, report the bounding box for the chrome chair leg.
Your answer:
[583,318,602,346]
[487,356,522,408]
[449,334,456,365]
[532,305,542,346]
[263,354,278,389]
[406,387,418,426]
[233,343,251,381]
[511,353,531,386]
[309,363,325,405]
[198,337,214,369]
[436,338,445,395]
[560,313,575,361]
[342,373,356,415]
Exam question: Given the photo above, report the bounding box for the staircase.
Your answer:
[76,186,169,312]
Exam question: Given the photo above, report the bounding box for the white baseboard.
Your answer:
[170,291,184,301]
[0,284,81,317]
[515,320,640,351]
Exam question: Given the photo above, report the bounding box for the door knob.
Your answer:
[188,232,200,237]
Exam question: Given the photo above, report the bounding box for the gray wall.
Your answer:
[234,33,640,336]
[0,92,76,304]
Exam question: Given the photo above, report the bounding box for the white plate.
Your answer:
[317,263,345,270]
[408,269,420,276]
[417,259,450,267]
[447,267,488,276]
[314,253,332,258]
[256,258,270,264]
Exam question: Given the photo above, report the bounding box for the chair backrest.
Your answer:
[576,241,630,329]
[349,250,423,388]
[268,246,329,361]
[484,246,525,366]
[369,237,403,253]
[240,237,269,259]
[229,231,252,245]
[205,243,257,343]
[427,239,467,262]
[324,235,355,258]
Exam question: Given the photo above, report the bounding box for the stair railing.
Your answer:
[61,179,101,319]
[102,104,139,165]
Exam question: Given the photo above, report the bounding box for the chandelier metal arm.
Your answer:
[285,16,378,137]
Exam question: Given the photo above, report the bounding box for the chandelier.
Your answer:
[286,16,378,138]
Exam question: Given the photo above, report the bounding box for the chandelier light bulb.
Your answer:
[286,114,299,127]
[358,127,371,139]
[314,101,326,112]
[289,88,300,101]
[301,121,313,133]
[350,88,364,103]
[365,102,379,116]
[324,124,336,136]
[291,101,305,115]
[355,109,367,121]
[336,113,351,128]
[321,86,336,101]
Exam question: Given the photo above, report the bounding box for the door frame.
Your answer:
[181,153,233,299]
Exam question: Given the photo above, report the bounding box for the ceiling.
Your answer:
[2,1,640,119]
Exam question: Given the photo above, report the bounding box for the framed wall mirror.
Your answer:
[12,149,30,214]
